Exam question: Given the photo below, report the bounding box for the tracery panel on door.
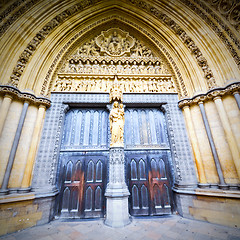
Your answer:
[61,108,109,150]
[58,155,85,218]
[148,154,171,215]
[127,155,150,216]
[124,108,168,149]
[84,155,106,218]
[127,152,172,216]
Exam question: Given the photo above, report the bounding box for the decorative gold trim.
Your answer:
[178,81,240,108]
[0,85,51,108]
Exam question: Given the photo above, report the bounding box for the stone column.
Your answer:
[198,102,228,189]
[214,96,240,179]
[105,147,130,227]
[182,105,208,186]
[105,80,130,227]
[0,94,13,136]
[0,101,29,195]
[233,92,240,110]
[20,105,46,192]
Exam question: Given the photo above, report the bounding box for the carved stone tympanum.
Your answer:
[95,28,135,56]
[52,28,176,95]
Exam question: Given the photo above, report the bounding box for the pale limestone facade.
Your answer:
[0,0,240,235]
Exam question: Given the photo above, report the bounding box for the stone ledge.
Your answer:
[173,187,240,199]
[178,81,240,108]
[0,189,58,204]
[0,85,51,107]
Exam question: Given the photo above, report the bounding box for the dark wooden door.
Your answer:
[127,152,172,216]
[57,107,109,218]
[59,155,85,218]
[127,154,150,216]
[125,107,172,216]
[84,155,106,218]
[148,153,171,215]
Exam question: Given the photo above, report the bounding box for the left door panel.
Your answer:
[58,155,85,218]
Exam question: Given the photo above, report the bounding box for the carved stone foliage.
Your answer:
[208,0,240,31]
[0,85,51,107]
[53,75,176,93]
[182,0,240,70]
[178,81,240,108]
[127,0,218,89]
[8,0,102,87]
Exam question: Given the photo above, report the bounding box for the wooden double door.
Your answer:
[57,107,173,218]
[126,151,172,216]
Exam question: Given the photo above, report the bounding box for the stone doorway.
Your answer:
[55,105,174,219]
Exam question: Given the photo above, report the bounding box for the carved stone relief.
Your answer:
[52,28,175,94]
[76,28,153,58]
[53,75,176,93]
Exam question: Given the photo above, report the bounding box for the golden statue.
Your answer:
[109,101,125,147]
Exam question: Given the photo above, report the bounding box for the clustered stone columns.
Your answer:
[20,105,47,192]
[182,105,208,187]
[0,85,51,195]
[0,101,29,195]
[178,81,240,189]
[213,96,240,179]
[198,102,227,189]
[104,77,130,227]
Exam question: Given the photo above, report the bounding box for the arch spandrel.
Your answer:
[2,1,239,97]
[11,4,207,97]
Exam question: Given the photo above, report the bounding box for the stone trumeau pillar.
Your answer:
[105,77,130,227]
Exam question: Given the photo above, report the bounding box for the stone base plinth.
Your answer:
[105,187,130,227]
[104,147,130,227]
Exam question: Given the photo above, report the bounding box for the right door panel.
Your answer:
[127,151,172,216]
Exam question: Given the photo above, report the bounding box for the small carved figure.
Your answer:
[69,63,76,73]
[109,101,124,147]
[139,61,145,74]
[131,61,139,74]
[123,60,131,74]
[92,60,100,74]
[116,61,123,74]
[108,31,122,55]
[100,60,109,74]
[108,60,116,74]
[154,61,161,74]
[84,60,92,73]
[77,60,84,73]
[147,62,155,74]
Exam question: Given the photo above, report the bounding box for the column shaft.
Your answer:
[214,97,240,179]
[233,92,240,110]
[198,102,227,187]
[182,106,207,184]
[0,94,13,136]
[0,101,29,194]
[21,105,46,190]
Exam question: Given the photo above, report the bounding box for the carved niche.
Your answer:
[95,28,135,56]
